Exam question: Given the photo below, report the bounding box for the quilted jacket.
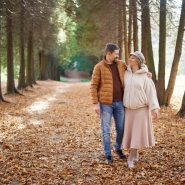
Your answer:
[90,59,127,105]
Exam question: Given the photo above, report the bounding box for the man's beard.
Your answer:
[113,57,119,62]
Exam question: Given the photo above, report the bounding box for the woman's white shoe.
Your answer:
[127,160,134,168]
[133,152,139,162]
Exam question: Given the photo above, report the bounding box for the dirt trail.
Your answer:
[0,80,185,184]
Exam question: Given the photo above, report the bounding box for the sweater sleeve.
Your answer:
[90,64,101,104]
[144,78,160,111]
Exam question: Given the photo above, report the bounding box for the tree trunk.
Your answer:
[0,59,6,101]
[51,60,55,80]
[56,66,60,81]
[141,0,148,63]
[164,0,185,106]
[45,55,49,80]
[147,24,157,83]
[118,0,124,60]
[38,50,48,80]
[123,0,129,63]
[31,47,36,84]
[26,26,33,87]
[128,0,133,54]
[0,15,6,102]
[0,36,6,102]
[132,0,138,51]
[50,56,60,81]
[157,0,166,105]
[38,51,42,80]
[6,2,20,95]
[51,60,60,81]
[0,62,4,101]
[52,58,57,81]
[18,3,26,90]
[177,91,185,118]
[141,0,157,82]
[48,54,52,79]
[51,61,55,80]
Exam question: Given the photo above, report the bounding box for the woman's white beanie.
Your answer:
[130,51,146,65]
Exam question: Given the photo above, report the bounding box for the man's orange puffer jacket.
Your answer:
[90,59,127,105]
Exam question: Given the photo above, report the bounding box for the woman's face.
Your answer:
[128,55,139,68]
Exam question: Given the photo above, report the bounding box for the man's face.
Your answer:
[108,50,119,62]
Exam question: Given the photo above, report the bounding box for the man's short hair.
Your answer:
[105,43,120,54]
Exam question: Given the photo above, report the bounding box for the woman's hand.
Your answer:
[152,109,159,119]
[147,72,152,79]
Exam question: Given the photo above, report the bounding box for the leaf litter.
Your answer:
[0,80,185,185]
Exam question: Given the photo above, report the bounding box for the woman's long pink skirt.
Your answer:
[122,106,155,149]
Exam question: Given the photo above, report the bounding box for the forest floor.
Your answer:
[0,77,185,185]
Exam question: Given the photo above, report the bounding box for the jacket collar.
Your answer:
[103,57,119,66]
[127,64,148,74]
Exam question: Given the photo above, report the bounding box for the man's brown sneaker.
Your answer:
[113,148,127,160]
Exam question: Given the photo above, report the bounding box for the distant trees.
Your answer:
[0,0,185,118]
[70,52,98,75]
[0,0,63,99]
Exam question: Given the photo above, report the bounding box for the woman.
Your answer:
[122,51,160,168]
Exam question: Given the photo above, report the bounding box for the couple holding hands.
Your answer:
[90,43,159,168]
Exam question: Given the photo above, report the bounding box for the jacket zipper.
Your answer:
[129,73,134,108]
[106,63,113,104]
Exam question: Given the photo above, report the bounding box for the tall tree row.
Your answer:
[0,0,62,101]
[1,0,185,118]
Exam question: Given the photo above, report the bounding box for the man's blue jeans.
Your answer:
[100,101,125,156]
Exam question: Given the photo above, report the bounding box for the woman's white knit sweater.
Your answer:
[123,64,160,111]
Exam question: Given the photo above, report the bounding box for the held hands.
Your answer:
[94,104,100,115]
[152,109,159,119]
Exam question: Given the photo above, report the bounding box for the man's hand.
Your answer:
[152,109,159,119]
[94,104,100,115]
[147,72,152,79]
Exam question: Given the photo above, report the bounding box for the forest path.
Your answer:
[0,80,185,184]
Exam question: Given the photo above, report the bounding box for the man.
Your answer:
[90,43,152,164]
[90,43,127,164]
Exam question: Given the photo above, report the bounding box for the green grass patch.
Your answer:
[60,77,68,82]
[79,78,91,82]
